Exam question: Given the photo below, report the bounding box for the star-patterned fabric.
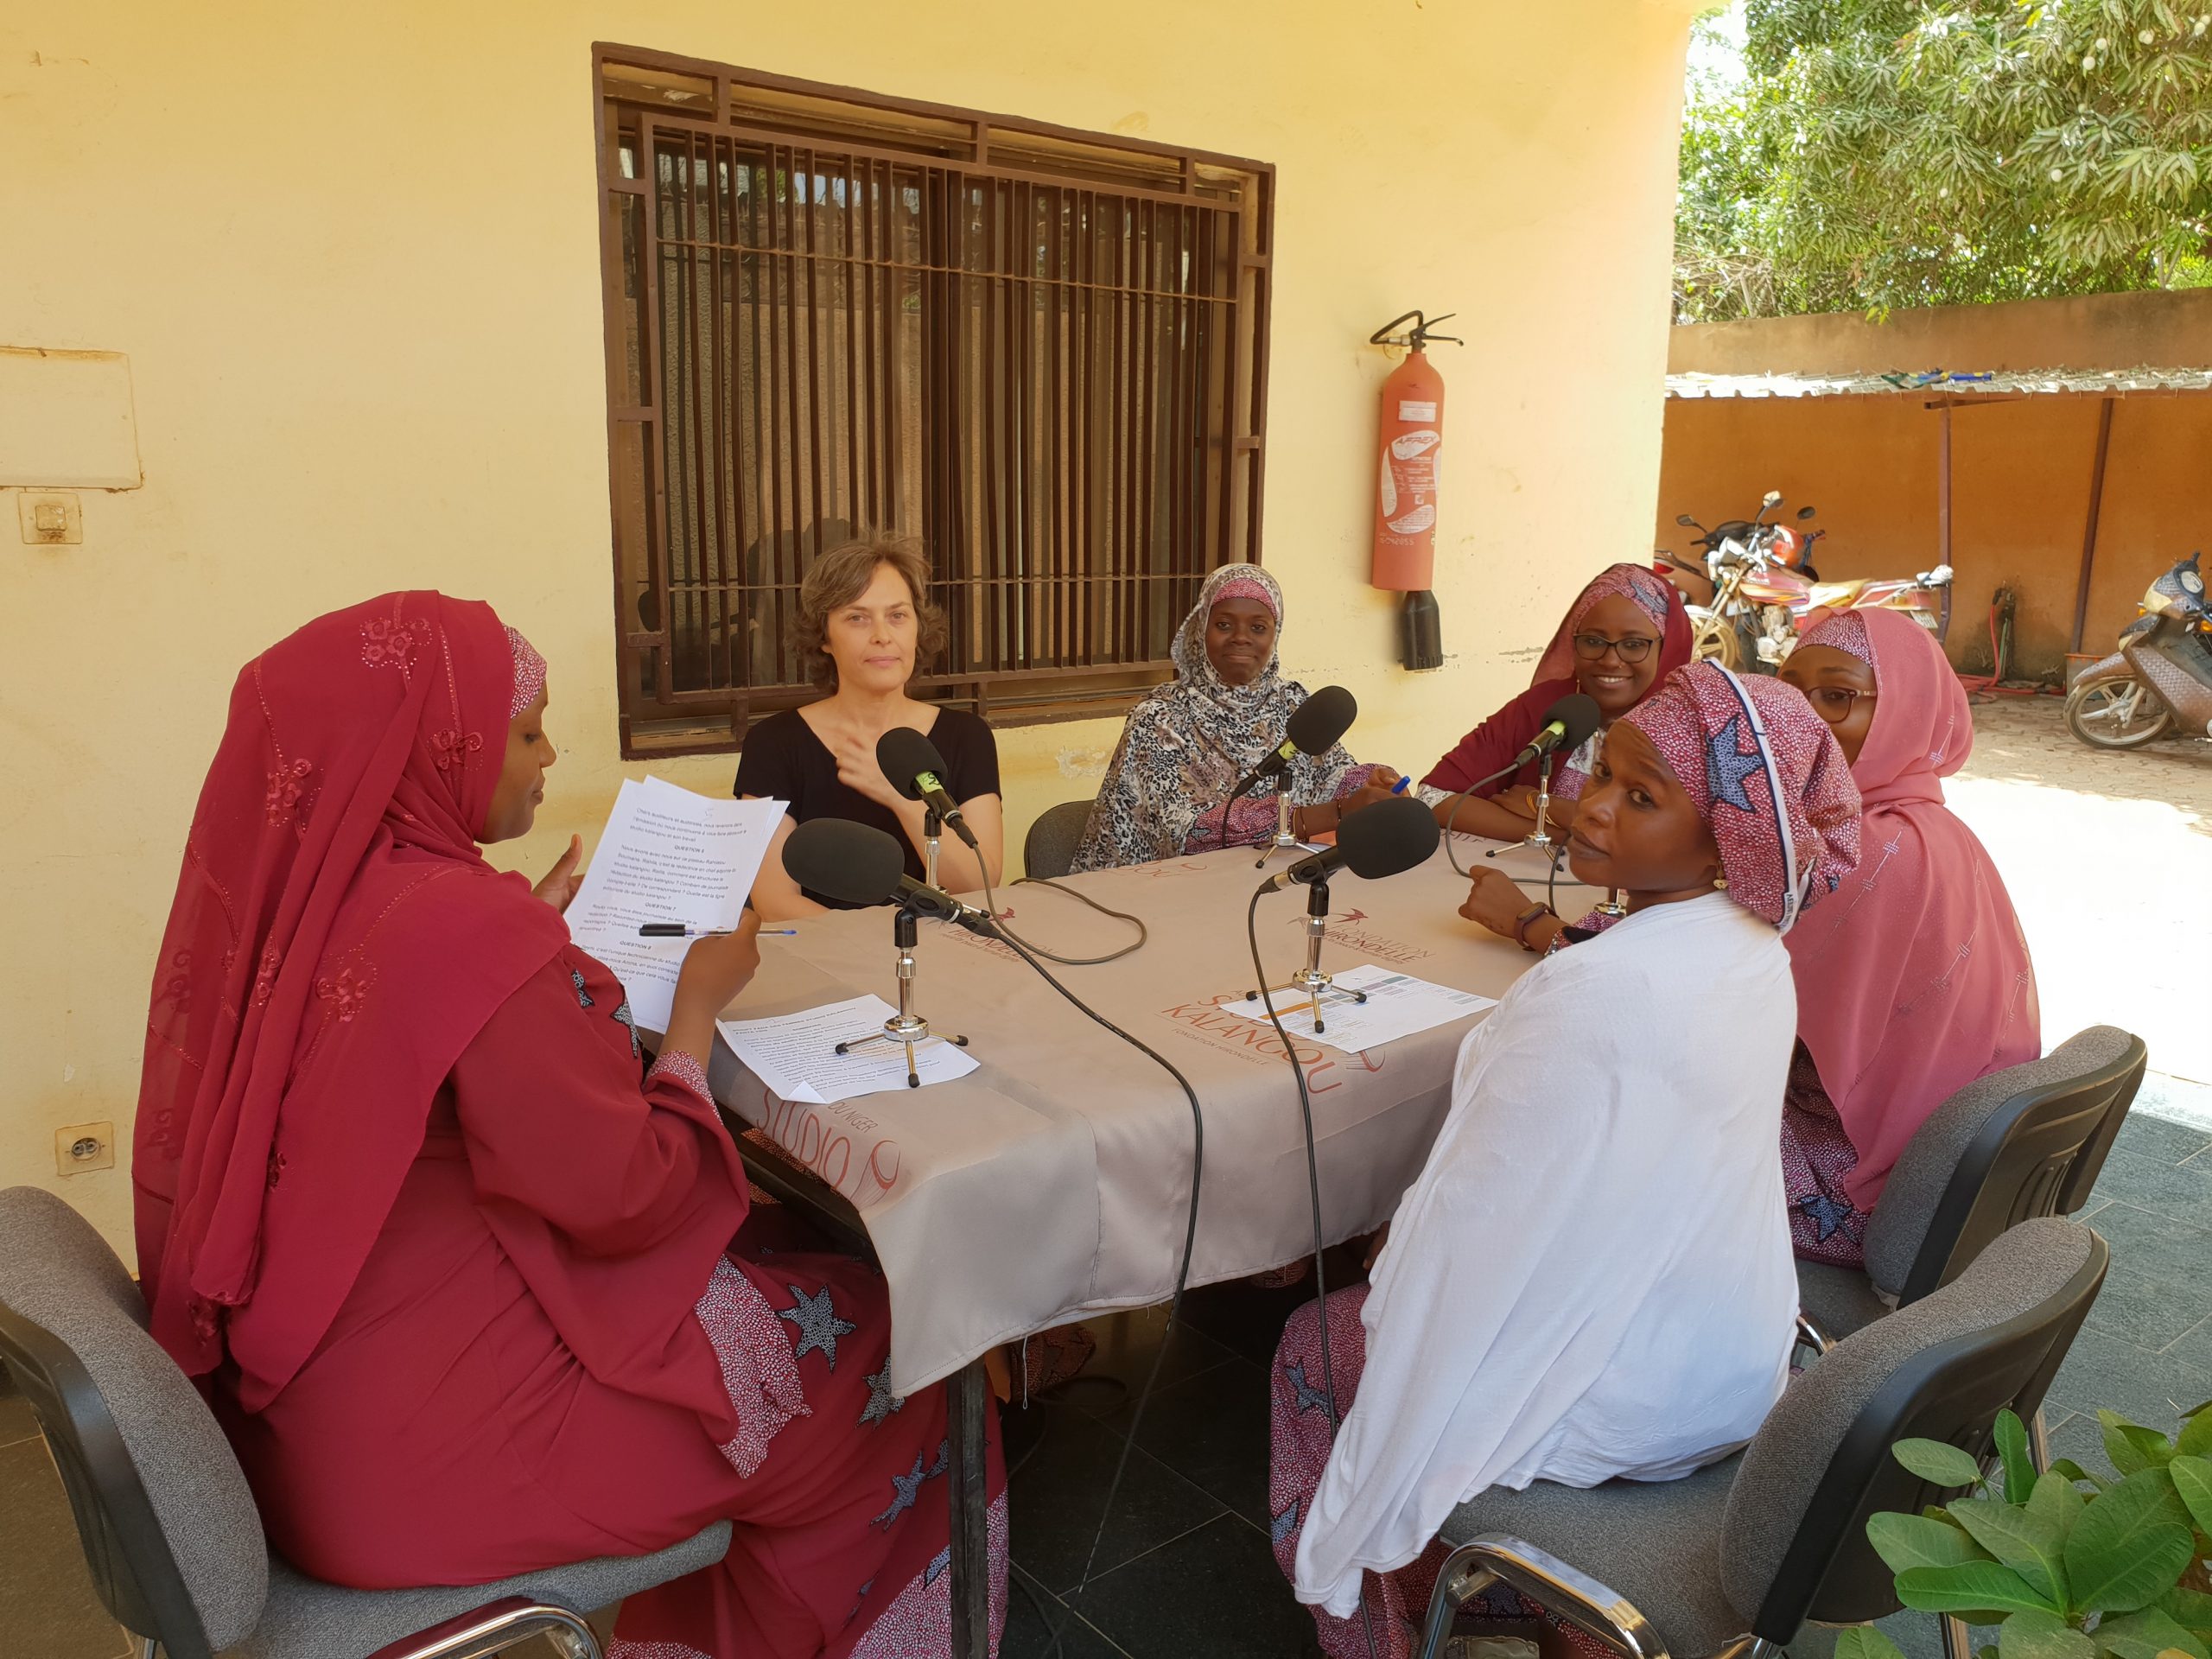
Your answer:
[1266,1286,1614,1659]
[1781,607,2040,1216]
[1618,662,1862,932]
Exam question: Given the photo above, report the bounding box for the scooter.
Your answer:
[2063,551,2212,749]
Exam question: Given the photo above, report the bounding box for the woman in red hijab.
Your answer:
[133,592,1003,1659]
[1418,563,1694,844]
[1777,608,2038,1266]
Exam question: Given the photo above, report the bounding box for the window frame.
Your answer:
[590,43,1275,759]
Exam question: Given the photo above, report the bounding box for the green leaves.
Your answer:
[2001,1608,2095,1659]
[1896,1437,1993,1491]
[1998,1411,2037,1503]
[2026,1469,2088,1538]
[2169,1454,2212,1536]
[1949,1497,2070,1604]
[2092,1607,2210,1659]
[1836,1626,1915,1659]
[2103,1411,2177,1476]
[1872,1510,1996,1573]
[1898,1559,2063,1618]
[2061,1468,2197,1616]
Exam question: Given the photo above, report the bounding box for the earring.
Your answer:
[1713,874,1729,890]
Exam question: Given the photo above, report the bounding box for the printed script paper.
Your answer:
[564,778,787,1031]
[1221,963,1496,1055]
[718,994,981,1103]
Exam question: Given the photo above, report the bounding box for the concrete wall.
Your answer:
[1658,294,2212,677]
[0,1,1702,1251]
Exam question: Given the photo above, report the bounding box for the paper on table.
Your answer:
[1222,963,1497,1055]
[564,778,787,1031]
[718,995,980,1103]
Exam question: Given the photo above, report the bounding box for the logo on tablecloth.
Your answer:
[752,1085,906,1205]
[1284,910,1433,966]
[1152,995,1386,1091]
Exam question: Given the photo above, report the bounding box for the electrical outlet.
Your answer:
[17,491,83,545]
[55,1121,115,1176]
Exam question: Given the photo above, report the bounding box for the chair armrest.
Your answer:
[362,1596,596,1659]
[1796,1311,1833,1357]
[1428,1535,1672,1659]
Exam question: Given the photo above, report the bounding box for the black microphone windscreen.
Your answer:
[1285,684,1358,756]
[875,727,951,803]
[1547,693,1604,755]
[1337,794,1441,880]
[782,817,907,906]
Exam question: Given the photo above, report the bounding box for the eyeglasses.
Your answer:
[1802,685,1876,724]
[1572,632,1657,664]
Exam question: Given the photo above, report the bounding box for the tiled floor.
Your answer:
[6,1076,2209,1658]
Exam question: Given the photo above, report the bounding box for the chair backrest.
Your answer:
[0,1187,268,1659]
[1864,1027,2145,1305]
[1719,1217,2107,1642]
[1023,799,1096,880]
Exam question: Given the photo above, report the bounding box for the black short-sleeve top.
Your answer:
[734,707,1002,908]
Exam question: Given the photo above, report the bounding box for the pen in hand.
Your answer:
[639,923,799,938]
[1389,773,1412,796]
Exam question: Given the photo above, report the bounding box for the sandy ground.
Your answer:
[1947,695,2211,1110]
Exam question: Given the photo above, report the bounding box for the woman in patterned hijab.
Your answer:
[1069,563,1395,871]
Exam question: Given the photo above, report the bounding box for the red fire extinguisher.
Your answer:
[1370,310,1462,670]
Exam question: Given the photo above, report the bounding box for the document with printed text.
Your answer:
[564,777,787,1032]
[1221,963,1496,1055]
[719,995,980,1103]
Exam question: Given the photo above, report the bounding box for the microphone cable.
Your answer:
[976,917,1206,1639]
[1440,757,1530,879]
[980,869,1148,967]
[1242,886,1383,1659]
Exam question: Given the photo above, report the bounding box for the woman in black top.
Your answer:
[738,537,1004,916]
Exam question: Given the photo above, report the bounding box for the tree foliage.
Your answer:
[1675,0,2212,320]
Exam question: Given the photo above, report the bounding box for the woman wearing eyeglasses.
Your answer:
[1773,608,2039,1267]
[1415,565,1694,849]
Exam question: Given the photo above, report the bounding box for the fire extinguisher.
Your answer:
[1370,310,1462,671]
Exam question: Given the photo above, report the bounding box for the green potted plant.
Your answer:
[1843,1403,2212,1659]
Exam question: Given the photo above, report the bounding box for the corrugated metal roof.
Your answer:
[1665,365,2212,399]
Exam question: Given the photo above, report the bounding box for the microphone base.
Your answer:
[1253,791,1302,868]
[831,907,969,1087]
[1244,880,1370,1036]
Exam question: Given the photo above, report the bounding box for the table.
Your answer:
[706,834,1592,1656]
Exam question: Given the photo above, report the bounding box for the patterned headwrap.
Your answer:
[505,626,547,718]
[1800,610,1873,668]
[1622,663,1861,932]
[1529,563,1689,689]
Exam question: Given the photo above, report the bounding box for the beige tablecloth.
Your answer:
[707,837,1594,1395]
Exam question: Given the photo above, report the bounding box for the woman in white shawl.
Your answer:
[1270,664,1862,1656]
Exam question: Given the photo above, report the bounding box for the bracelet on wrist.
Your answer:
[1512,904,1555,952]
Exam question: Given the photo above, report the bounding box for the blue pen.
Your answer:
[639,923,798,937]
[1389,774,1412,795]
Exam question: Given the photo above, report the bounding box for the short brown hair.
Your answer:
[797,535,949,690]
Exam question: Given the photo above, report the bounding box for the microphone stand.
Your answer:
[833,905,969,1088]
[1482,750,1563,865]
[922,806,943,890]
[1595,887,1627,919]
[1245,877,1368,1036]
[1253,788,1302,869]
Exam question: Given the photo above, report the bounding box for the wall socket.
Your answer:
[17,491,84,544]
[56,1121,115,1176]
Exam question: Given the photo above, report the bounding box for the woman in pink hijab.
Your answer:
[135,592,1003,1659]
[1777,608,2040,1266]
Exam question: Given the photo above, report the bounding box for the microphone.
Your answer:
[876,727,980,850]
[1254,685,1358,784]
[1510,692,1603,770]
[781,818,995,936]
[1257,794,1440,894]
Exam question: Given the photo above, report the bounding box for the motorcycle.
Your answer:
[1660,491,1953,671]
[2063,550,2212,750]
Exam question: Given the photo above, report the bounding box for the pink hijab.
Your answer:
[1784,609,2040,1209]
[1529,563,1695,690]
[135,593,568,1396]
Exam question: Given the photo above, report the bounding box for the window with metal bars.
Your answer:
[593,47,1274,757]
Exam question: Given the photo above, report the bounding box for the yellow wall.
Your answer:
[0,0,1699,1252]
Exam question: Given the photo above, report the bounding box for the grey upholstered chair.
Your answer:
[1021,799,1096,880]
[0,1186,729,1659]
[1415,1217,2107,1659]
[1796,1027,2143,1351]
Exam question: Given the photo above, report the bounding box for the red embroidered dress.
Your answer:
[135,593,1003,1658]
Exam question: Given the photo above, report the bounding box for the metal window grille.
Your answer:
[594,47,1274,757]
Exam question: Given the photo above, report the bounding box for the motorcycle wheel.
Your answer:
[1692,614,1743,671]
[2063,678,2173,749]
